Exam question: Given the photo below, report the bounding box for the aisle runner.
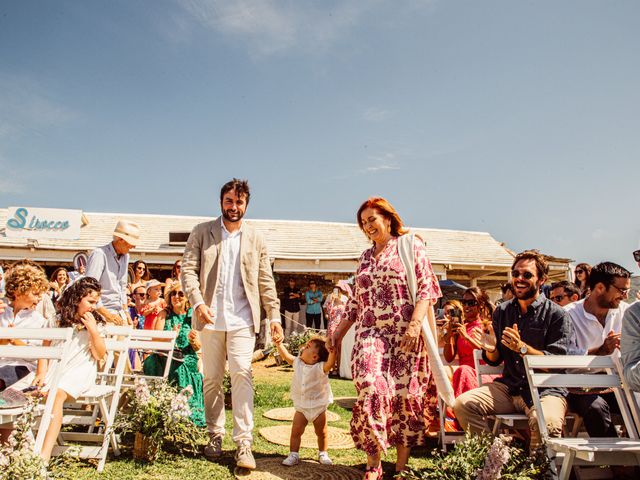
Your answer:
[234,458,362,479]
[263,407,340,422]
[259,425,354,449]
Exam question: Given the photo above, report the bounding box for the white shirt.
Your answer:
[290,357,333,410]
[0,304,50,370]
[205,222,253,332]
[564,298,630,354]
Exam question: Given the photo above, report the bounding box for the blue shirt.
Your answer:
[85,242,129,312]
[305,289,323,315]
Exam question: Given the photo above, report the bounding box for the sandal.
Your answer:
[363,464,383,480]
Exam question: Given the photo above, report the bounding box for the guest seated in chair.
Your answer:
[453,250,576,451]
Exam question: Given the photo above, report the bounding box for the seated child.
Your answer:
[0,261,52,391]
[39,277,107,463]
[274,335,336,467]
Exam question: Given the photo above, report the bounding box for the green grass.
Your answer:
[51,362,439,479]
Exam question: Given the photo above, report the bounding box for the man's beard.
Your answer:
[222,208,244,223]
[596,295,619,310]
[514,284,538,300]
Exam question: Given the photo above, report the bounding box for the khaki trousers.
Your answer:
[201,327,255,444]
[453,380,567,449]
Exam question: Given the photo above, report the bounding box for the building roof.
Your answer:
[0,208,516,267]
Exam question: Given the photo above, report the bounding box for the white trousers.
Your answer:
[201,327,255,444]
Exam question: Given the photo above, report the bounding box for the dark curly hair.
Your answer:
[57,277,106,327]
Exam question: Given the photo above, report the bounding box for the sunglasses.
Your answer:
[609,284,630,296]
[551,294,568,302]
[461,299,478,307]
[136,266,146,271]
[511,270,535,280]
[443,309,455,315]
[633,250,640,262]
[134,292,146,297]
[575,269,584,275]
[170,291,185,298]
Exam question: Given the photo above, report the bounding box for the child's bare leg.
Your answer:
[290,411,308,453]
[313,411,328,451]
[40,389,70,462]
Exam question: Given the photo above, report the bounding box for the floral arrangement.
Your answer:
[114,379,200,460]
[398,432,549,480]
[0,398,48,480]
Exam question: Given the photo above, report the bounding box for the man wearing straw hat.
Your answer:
[85,219,140,326]
[181,178,282,470]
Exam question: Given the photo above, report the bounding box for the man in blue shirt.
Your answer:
[305,280,323,330]
[86,220,140,325]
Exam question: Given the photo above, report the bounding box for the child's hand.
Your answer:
[80,312,98,331]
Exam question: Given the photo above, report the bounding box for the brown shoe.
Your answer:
[204,433,223,459]
[235,440,256,470]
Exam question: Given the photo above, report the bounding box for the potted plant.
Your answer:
[0,398,48,479]
[114,379,196,462]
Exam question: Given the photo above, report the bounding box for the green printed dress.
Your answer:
[143,308,205,426]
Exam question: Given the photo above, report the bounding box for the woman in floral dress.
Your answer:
[143,283,205,427]
[330,197,442,479]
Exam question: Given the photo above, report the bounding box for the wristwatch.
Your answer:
[519,342,528,355]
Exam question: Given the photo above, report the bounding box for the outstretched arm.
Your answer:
[274,340,296,366]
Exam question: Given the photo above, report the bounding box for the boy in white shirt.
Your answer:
[274,335,336,467]
[0,261,51,390]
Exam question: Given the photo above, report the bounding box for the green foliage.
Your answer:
[0,398,48,480]
[399,433,549,480]
[114,379,201,460]
[284,330,313,357]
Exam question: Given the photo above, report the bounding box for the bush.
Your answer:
[398,433,550,480]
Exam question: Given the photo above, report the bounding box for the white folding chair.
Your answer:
[123,328,177,388]
[525,354,640,480]
[55,327,131,472]
[469,349,530,435]
[0,327,73,454]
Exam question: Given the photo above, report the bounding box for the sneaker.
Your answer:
[282,452,300,467]
[318,451,332,465]
[235,440,256,470]
[203,433,223,459]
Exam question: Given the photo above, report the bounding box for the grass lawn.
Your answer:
[51,359,440,479]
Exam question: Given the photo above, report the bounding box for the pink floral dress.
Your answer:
[345,236,442,455]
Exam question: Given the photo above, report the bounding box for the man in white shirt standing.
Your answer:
[181,178,283,470]
[565,261,631,438]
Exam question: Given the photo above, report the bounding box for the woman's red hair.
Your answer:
[356,197,408,239]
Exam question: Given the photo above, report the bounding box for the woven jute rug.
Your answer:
[234,457,362,479]
[333,397,356,410]
[263,407,340,422]
[259,425,354,449]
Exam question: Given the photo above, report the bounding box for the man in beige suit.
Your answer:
[181,178,283,470]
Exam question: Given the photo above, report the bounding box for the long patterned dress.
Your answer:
[143,308,205,427]
[346,236,442,455]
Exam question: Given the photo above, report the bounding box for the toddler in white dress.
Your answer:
[40,277,107,463]
[274,335,336,467]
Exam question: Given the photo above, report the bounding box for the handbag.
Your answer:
[398,233,456,407]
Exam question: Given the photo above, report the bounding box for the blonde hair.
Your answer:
[4,260,49,301]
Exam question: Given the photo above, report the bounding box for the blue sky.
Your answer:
[1,0,639,273]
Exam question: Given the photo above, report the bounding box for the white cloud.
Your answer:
[363,151,401,173]
[0,73,78,140]
[363,107,389,122]
[173,0,383,56]
[365,163,400,173]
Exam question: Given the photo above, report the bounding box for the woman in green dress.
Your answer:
[143,282,205,426]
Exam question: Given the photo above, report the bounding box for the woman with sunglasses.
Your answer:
[573,263,592,298]
[443,287,494,398]
[128,260,150,298]
[164,259,182,295]
[143,282,205,426]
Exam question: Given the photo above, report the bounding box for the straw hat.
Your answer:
[145,279,165,289]
[113,220,140,247]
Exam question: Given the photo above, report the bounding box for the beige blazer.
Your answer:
[180,217,280,333]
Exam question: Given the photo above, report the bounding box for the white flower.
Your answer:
[476,435,512,480]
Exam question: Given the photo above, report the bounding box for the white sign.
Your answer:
[5,207,83,240]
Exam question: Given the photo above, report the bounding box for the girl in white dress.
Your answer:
[40,277,107,463]
[274,336,336,467]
